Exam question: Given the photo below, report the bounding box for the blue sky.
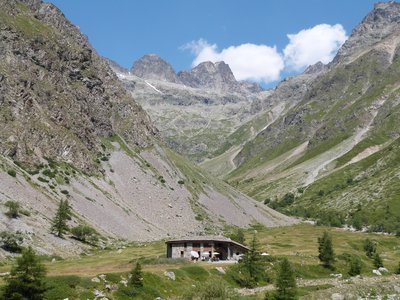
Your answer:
[47,0,379,87]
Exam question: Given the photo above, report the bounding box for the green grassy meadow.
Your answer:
[0,224,398,299]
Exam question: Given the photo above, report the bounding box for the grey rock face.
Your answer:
[333,2,400,64]
[0,0,157,172]
[178,61,261,93]
[304,61,326,75]
[131,54,181,83]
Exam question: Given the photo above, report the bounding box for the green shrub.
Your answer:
[60,190,69,195]
[0,231,23,253]
[70,225,98,244]
[42,169,56,178]
[38,177,49,183]
[178,179,184,185]
[7,169,16,177]
[4,200,21,218]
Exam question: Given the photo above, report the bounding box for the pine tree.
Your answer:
[274,258,297,300]
[240,233,266,287]
[348,256,362,276]
[318,231,335,269]
[130,261,143,288]
[373,253,383,269]
[3,247,47,300]
[363,238,376,258]
[51,200,72,238]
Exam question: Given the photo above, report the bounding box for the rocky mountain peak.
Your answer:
[303,61,326,74]
[178,61,241,92]
[333,1,400,64]
[130,54,181,83]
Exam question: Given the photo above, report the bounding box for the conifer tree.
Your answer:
[274,258,297,300]
[373,253,383,269]
[240,233,266,287]
[348,256,362,276]
[51,199,72,238]
[318,231,335,269]
[2,247,47,300]
[130,261,143,288]
[363,238,376,258]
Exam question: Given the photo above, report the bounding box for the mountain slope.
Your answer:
[220,2,400,232]
[111,59,269,162]
[0,0,295,256]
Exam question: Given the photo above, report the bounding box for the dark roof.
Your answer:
[166,235,249,250]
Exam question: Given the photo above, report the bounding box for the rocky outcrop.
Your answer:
[178,61,262,93]
[131,54,181,83]
[0,0,157,172]
[333,2,400,65]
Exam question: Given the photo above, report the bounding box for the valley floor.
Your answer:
[0,223,399,299]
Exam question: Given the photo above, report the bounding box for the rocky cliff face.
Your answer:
[131,54,181,83]
[333,2,400,65]
[0,0,157,173]
[178,61,262,93]
[0,0,295,256]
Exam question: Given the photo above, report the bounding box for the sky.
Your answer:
[47,0,379,87]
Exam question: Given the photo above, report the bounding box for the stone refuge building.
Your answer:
[166,235,249,261]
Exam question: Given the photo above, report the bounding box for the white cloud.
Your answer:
[183,24,347,84]
[182,39,284,84]
[283,24,347,71]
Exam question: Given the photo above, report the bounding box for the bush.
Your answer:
[38,176,49,183]
[42,169,56,178]
[348,256,362,276]
[4,200,21,218]
[70,225,98,244]
[178,180,184,185]
[0,231,24,253]
[264,198,271,205]
[7,169,16,177]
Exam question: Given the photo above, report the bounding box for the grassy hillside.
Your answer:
[219,39,400,232]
